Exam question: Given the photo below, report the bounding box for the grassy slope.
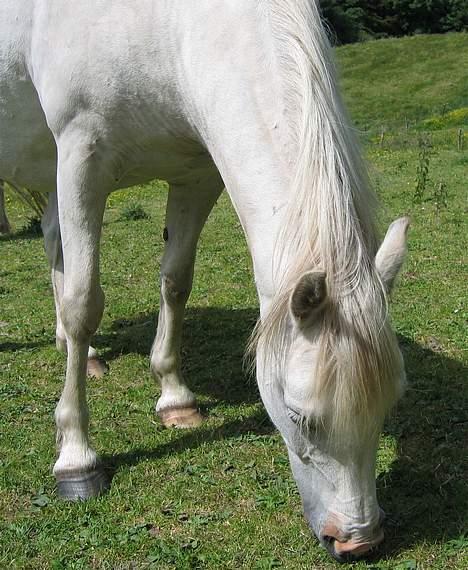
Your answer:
[1,34,467,569]
[337,33,468,130]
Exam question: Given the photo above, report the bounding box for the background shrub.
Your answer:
[320,0,468,44]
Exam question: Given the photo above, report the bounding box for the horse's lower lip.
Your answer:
[332,528,384,559]
[321,527,385,562]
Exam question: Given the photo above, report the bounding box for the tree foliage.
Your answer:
[320,0,468,44]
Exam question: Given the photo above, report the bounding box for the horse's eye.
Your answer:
[287,407,302,424]
[287,407,319,432]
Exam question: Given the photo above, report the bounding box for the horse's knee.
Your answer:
[60,286,104,341]
[161,273,190,306]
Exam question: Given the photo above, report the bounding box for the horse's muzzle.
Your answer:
[321,509,386,562]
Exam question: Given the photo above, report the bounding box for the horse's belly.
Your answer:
[0,87,56,192]
[0,3,56,192]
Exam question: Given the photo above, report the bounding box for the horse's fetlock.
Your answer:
[53,443,98,477]
[155,386,196,413]
[151,354,178,378]
[55,401,89,430]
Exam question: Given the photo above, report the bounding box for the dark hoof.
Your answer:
[56,468,110,501]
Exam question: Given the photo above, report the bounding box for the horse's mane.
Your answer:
[250,0,403,441]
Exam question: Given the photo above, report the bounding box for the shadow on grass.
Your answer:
[97,307,260,405]
[94,307,467,558]
[0,217,43,242]
[103,407,274,472]
[0,339,53,352]
[377,336,467,557]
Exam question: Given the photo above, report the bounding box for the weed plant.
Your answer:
[119,202,150,221]
[413,136,432,203]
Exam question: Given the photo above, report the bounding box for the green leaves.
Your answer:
[446,534,468,555]
[30,488,51,510]
[146,537,202,568]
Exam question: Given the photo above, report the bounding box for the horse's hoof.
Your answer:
[87,357,108,378]
[158,406,203,428]
[56,468,110,501]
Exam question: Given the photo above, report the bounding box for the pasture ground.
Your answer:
[1,33,467,569]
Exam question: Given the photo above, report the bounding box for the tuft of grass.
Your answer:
[18,216,43,237]
[118,202,150,221]
[4,183,47,219]
[432,180,449,218]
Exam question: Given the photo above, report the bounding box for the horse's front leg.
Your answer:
[52,133,110,499]
[42,190,107,378]
[0,180,12,234]
[151,178,222,428]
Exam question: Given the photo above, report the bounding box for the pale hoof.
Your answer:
[56,468,110,501]
[158,406,203,428]
[87,357,108,378]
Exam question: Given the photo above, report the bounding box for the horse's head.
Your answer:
[258,218,409,562]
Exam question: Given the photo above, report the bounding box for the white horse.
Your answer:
[1,1,409,562]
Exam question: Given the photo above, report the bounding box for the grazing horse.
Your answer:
[0,1,409,562]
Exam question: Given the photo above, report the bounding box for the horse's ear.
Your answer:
[290,271,327,322]
[375,217,410,293]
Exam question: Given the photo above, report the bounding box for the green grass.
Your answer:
[338,33,468,131]
[1,34,467,569]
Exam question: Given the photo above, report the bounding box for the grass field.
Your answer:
[1,33,467,569]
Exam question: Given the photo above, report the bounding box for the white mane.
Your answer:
[251,0,402,440]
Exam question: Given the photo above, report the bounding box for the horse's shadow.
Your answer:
[97,307,261,405]
[0,220,43,242]
[98,307,275,501]
[94,308,468,556]
[377,336,467,557]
